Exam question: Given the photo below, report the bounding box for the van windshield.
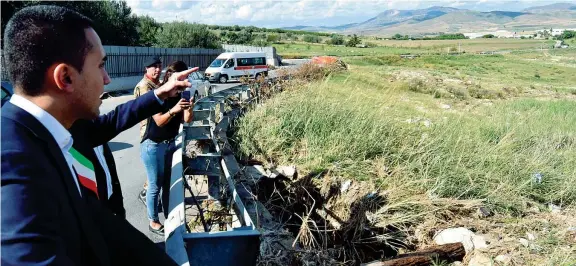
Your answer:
[210,59,226,67]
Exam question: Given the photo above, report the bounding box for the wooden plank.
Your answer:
[361,243,465,266]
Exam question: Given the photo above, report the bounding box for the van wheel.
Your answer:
[219,75,228,84]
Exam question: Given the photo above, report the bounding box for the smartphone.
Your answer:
[182,90,191,101]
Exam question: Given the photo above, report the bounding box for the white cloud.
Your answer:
[126,0,140,8]
[236,5,253,19]
[151,0,164,8]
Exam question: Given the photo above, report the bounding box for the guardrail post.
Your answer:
[219,102,225,120]
[169,84,261,266]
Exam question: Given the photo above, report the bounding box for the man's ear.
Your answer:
[53,63,75,93]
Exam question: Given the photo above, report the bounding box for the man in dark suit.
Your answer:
[1,5,195,265]
[69,90,191,217]
[68,95,162,218]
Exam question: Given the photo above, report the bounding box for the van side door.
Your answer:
[236,57,256,77]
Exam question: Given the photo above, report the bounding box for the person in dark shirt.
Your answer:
[140,60,193,235]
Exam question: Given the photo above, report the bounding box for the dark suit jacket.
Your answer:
[69,90,163,217]
[1,92,177,266]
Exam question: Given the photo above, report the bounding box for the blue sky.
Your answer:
[126,0,562,28]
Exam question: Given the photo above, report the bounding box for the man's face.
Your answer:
[70,28,110,119]
[146,63,161,81]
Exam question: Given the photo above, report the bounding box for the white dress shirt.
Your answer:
[93,145,113,199]
[10,91,164,199]
[9,95,82,195]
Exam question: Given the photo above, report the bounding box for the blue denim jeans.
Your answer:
[140,138,176,222]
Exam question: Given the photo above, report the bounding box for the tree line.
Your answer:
[1,0,336,49]
[390,33,469,40]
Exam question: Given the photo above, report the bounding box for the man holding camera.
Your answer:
[134,56,163,205]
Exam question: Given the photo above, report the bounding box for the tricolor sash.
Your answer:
[70,147,98,199]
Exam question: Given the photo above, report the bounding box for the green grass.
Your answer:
[237,72,576,213]
[274,38,558,58]
[274,43,432,58]
[344,51,576,93]
[236,44,576,264]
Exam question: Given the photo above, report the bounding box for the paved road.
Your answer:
[99,82,238,243]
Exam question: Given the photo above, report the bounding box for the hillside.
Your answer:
[351,6,460,30]
[351,10,576,36]
[284,3,576,36]
[523,2,576,13]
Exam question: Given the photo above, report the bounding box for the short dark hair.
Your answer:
[3,5,94,96]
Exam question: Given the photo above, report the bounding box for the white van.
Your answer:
[204,52,268,83]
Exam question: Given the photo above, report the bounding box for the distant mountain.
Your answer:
[283,3,576,36]
[523,3,576,13]
[356,6,460,29]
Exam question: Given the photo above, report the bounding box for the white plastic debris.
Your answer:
[434,227,488,253]
[276,165,296,178]
[340,180,352,193]
[495,254,511,264]
[519,238,529,247]
[548,204,561,213]
[532,173,543,184]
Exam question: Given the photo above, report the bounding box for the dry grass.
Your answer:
[369,38,552,53]
[235,51,576,265]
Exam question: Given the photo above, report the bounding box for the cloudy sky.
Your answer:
[126,0,559,28]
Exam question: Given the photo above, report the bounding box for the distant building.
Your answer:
[464,30,516,39]
[546,28,576,36]
[463,32,484,39]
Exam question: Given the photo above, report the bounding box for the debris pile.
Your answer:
[236,165,406,265]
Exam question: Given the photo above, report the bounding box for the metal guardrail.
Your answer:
[165,83,262,266]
